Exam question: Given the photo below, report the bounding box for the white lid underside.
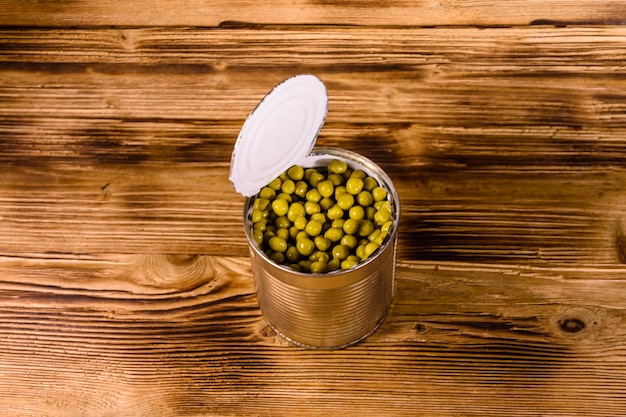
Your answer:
[229,74,329,197]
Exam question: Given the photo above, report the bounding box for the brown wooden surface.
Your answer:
[2,0,626,26]
[2,2,626,416]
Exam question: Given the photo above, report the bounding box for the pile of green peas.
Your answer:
[250,158,394,274]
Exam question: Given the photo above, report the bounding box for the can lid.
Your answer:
[229,74,328,197]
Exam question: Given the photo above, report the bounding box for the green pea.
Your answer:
[268,177,282,191]
[334,185,347,199]
[320,197,334,212]
[346,177,364,195]
[271,199,289,216]
[296,238,315,256]
[356,244,367,260]
[259,186,276,200]
[253,219,267,231]
[265,225,277,236]
[317,180,334,198]
[314,235,331,251]
[350,170,367,180]
[276,227,290,240]
[305,188,322,203]
[336,193,354,210]
[310,212,327,224]
[340,234,358,249]
[332,244,350,260]
[287,165,304,181]
[309,172,325,187]
[324,227,344,243]
[294,216,307,230]
[341,258,359,270]
[298,260,312,273]
[275,192,292,204]
[251,208,265,223]
[374,205,391,225]
[310,261,327,274]
[364,176,378,192]
[327,258,340,272]
[328,159,347,174]
[358,219,375,237]
[304,168,318,181]
[372,229,387,245]
[254,198,270,211]
[349,205,365,220]
[295,181,308,198]
[331,218,345,229]
[328,173,344,186]
[271,251,285,264]
[263,230,275,244]
[252,229,264,245]
[305,219,323,237]
[327,205,344,220]
[308,250,321,261]
[304,201,321,216]
[287,202,305,222]
[342,218,359,235]
[310,250,330,264]
[286,246,300,263]
[379,200,392,212]
[364,242,380,258]
[356,190,373,207]
[281,179,295,194]
[268,236,287,252]
[274,216,291,230]
[368,229,381,243]
[372,186,387,202]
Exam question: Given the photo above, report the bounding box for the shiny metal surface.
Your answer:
[243,147,400,349]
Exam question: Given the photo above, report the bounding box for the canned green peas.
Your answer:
[250,158,394,274]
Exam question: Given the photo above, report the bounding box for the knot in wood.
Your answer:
[553,306,608,341]
[141,254,214,291]
[558,317,586,333]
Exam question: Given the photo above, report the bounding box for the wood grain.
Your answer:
[3,4,626,416]
[2,27,626,264]
[1,0,626,27]
[1,255,625,416]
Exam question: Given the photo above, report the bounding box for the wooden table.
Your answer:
[2,2,626,415]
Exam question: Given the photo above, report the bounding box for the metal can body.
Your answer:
[243,147,399,349]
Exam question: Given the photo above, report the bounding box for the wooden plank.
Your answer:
[2,15,626,417]
[1,27,626,265]
[0,0,626,27]
[1,255,625,416]
[0,162,624,264]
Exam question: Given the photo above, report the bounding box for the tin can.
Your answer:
[230,75,399,348]
[243,147,399,348]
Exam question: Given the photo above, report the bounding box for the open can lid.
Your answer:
[229,74,328,197]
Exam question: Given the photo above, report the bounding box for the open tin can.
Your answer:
[230,75,399,349]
